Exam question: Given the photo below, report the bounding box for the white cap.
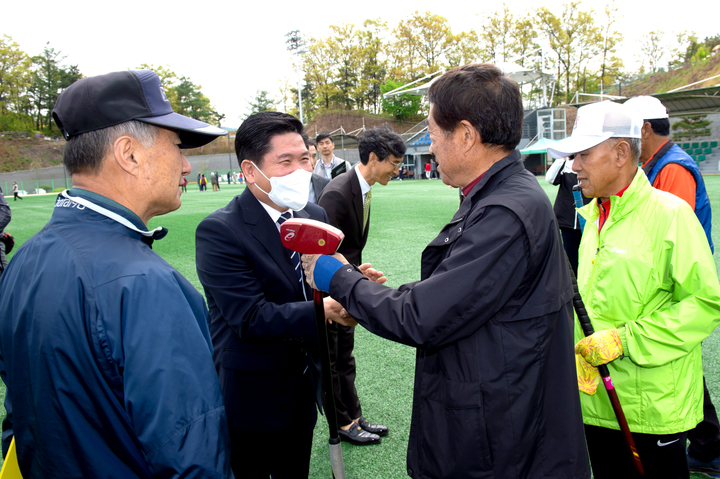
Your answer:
[547,101,643,159]
[623,96,669,120]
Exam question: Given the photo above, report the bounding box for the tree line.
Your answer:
[263,2,719,123]
[0,37,222,135]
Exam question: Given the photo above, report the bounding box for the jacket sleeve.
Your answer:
[318,186,349,231]
[101,275,231,478]
[328,206,530,349]
[545,159,565,185]
[0,193,11,232]
[618,206,720,367]
[195,216,317,341]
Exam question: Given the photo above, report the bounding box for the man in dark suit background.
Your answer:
[195,111,346,478]
[317,127,406,444]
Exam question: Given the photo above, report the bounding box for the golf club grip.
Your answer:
[566,259,645,476]
[569,267,595,338]
[313,289,340,439]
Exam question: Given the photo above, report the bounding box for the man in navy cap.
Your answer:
[0,70,231,478]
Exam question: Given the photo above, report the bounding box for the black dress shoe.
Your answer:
[338,423,381,445]
[358,417,388,436]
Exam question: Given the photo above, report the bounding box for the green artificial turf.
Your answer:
[0,176,719,479]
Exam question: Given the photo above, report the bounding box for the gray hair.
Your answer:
[63,121,159,175]
[610,137,642,163]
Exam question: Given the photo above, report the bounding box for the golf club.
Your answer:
[567,253,645,476]
[280,218,346,479]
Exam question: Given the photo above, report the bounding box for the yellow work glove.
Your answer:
[575,328,623,367]
[575,353,600,395]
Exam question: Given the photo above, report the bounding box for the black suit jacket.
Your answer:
[195,187,326,432]
[318,169,367,266]
[310,173,330,204]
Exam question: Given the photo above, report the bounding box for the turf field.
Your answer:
[1,176,719,478]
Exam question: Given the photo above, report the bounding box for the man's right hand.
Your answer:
[324,297,357,327]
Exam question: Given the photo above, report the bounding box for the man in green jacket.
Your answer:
[548,100,720,479]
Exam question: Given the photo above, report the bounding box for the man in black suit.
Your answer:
[317,127,406,444]
[195,111,346,478]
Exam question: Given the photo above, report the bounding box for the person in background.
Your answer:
[625,95,720,477]
[313,133,352,179]
[548,100,720,479]
[302,64,590,478]
[0,188,10,274]
[545,156,591,275]
[0,69,231,478]
[307,138,318,169]
[316,127,405,445]
[195,111,347,478]
[11,182,21,201]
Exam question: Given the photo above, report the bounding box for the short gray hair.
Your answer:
[63,121,159,175]
[610,137,642,163]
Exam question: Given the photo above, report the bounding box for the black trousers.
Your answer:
[230,371,316,479]
[326,322,362,426]
[560,227,582,277]
[229,395,315,479]
[585,425,689,479]
[688,377,720,461]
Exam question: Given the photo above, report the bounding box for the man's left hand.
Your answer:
[301,253,348,291]
[575,328,623,367]
[359,263,387,284]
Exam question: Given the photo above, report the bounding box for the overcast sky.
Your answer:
[2,0,717,128]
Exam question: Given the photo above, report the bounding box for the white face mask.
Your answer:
[251,162,312,211]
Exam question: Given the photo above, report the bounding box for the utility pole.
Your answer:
[286,30,307,124]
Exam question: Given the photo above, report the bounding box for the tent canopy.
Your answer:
[520,137,558,155]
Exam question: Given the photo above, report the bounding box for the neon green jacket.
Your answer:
[576,167,720,434]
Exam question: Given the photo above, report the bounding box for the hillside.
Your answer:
[0,111,420,173]
[0,137,65,173]
[608,54,720,96]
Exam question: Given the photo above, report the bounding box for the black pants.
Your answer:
[585,425,689,479]
[229,391,315,479]
[326,322,361,426]
[560,228,582,277]
[688,377,720,461]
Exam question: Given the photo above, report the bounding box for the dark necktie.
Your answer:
[277,212,303,285]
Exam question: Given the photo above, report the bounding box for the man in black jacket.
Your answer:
[302,64,590,478]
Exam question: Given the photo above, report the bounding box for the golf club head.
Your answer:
[280,218,344,254]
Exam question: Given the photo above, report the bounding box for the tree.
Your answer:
[28,43,82,132]
[391,11,452,80]
[537,2,601,104]
[639,30,664,73]
[172,76,222,125]
[302,38,336,110]
[672,115,711,140]
[446,30,483,67]
[480,4,514,63]
[511,14,540,67]
[0,35,32,131]
[381,80,423,122]
[356,19,388,114]
[598,0,624,94]
[246,90,275,118]
[326,23,361,110]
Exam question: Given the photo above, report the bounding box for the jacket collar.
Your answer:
[462,150,524,205]
[55,189,167,246]
[578,167,651,224]
[238,188,311,295]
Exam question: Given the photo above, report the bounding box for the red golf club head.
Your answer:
[280,218,344,254]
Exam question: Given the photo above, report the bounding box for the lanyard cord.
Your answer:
[60,190,164,239]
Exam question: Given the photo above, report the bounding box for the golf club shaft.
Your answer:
[569,260,644,476]
[313,289,345,479]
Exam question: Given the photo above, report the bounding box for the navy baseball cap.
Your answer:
[52,70,227,149]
